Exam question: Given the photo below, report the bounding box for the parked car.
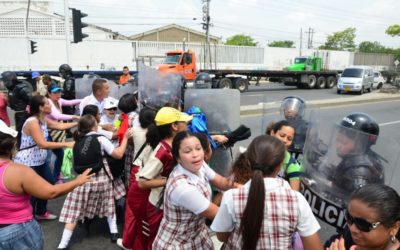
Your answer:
[337,66,374,95]
[373,71,385,89]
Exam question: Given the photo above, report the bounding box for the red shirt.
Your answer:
[0,93,10,126]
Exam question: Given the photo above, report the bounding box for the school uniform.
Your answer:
[153,163,215,250]
[59,132,126,224]
[211,178,320,250]
[121,126,152,249]
[137,140,173,250]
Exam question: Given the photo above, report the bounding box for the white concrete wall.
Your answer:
[0,38,135,71]
[0,38,388,72]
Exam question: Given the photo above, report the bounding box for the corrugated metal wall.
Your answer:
[354,52,394,70]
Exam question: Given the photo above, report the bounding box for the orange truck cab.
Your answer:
[157,50,197,81]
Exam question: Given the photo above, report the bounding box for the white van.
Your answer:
[337,66,374,95]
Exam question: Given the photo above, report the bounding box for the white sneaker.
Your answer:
[116,238,130,250]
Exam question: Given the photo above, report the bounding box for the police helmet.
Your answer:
[281,96,305,119]
[194,73,211,89]
[59,64,72,78]
[340,112,379,144]
[1,71,18,90]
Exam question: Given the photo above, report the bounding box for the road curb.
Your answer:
[240,92,400,116]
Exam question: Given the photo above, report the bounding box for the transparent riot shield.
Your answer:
[109,79,138,100]
[75,74,99,99]
[184,89,240,176]
[260,95,281,136]
[280,97,319,158]
[301,120,400,229]
[138,64,182,110]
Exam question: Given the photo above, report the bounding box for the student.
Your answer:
[266,120,303,191]
[100,98,119,126]
[57,115,132,249]
[117,107,156,250]
[136,107,192,249]
[153,131,239,249]
[82,105,115,141]
[211,135,322,250]
[327,184,400,250]
[116,93,139,187]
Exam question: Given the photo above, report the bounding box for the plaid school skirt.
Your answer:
[59,159,126,224]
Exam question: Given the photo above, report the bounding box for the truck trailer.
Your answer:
[157,50,340,92]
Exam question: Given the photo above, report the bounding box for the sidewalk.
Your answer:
[240,90,400,116]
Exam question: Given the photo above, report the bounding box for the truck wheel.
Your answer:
[307,75,317,89]
[218,78,232,89]
[316,76,326,89]
[326,76,337,89]
[233,78,248,93]
[377,82,383,89]
[211,78,219,88]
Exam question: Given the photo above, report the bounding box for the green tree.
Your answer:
[358,41,387,53]
[224,34,257,46]
[268,40,295,48]
[319,28,357,51]
[386,25,400,36]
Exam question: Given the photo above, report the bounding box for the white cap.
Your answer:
[0,120,18,137]
[104,98,118,110]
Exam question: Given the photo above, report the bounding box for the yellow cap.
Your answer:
[155,107,193,126]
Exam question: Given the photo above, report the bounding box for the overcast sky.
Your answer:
[53,0,400,48]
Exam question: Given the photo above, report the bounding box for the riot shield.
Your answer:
[75,74,99,99]
[184,89,240,176]
[301,120,400,229]
[260,95,281,136]
[280,97,319,158]
[109,79,138,100]
[138,64,182,110]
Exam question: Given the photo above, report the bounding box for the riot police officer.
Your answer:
[194,72,212,89]
[59,64,75,115]
[331,112,384,193]
[281,96,308,158]
[1,71,33,134]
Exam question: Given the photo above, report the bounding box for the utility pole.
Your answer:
[26,0,32,70]
[64,0,71,64]
[202,0,211,69]
[305,27,315,49]
[299,28,303,56]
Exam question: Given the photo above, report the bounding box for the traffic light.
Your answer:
[30,40,37,54]
[71,8,88,43]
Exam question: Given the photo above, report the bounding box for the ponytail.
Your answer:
[240,169,265,250]
[240,135,286,250]
[146,123,173,149]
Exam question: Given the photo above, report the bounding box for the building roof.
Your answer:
[129,23,221,42]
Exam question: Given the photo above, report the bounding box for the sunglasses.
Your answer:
[106,108,117,111]
[52,90,62,94]
[345,210,381,232]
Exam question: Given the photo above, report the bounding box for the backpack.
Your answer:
[73,134,104,174]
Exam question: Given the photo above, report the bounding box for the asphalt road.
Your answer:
[35,94,400,250]
[240,81,383,106]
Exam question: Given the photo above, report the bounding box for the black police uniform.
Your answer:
[331,151,384,193]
